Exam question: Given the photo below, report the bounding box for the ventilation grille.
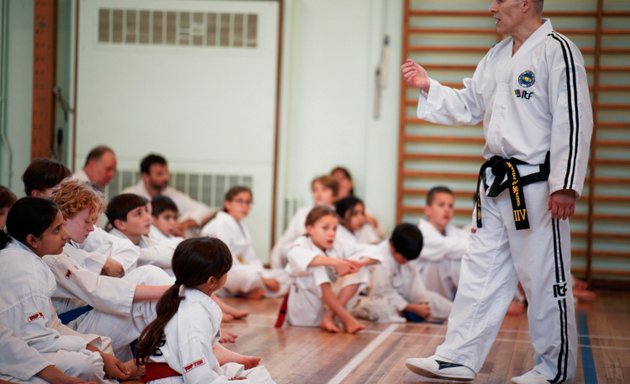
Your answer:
[98,8,258,48]
[105,170,253,208]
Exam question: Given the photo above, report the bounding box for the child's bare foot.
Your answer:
[320,312,341,333]
[262,277,280,292]
[222,313,234,323]
[241,287,265,300]
[219,329,239,343]
[123,359,145,380]
[233,354,261,369]
[342,316,365,334]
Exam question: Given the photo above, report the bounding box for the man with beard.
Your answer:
[123,154,213,236]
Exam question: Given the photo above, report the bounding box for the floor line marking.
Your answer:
[578,310,598,384]
[327,324,398,384]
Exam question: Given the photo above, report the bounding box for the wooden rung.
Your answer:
[595,139,630,147]
[597,103,630,110]
[573,249,630,259]
[403,135,485,144]
[408,45,491,53]
[598,65,630,73]
[408,27,496,35]
[587,176,630,185]
[401,206,471,215]
[597,121,630,129]
[602,10,630,17]
[597,84,630,92]
[403,153,483,162]
[572,231,630,241]
[594,158,630,167]
[572,267,630,277]
[591,195,630,203]
[420,64,477,71]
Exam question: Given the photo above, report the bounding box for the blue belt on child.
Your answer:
[58,305,93,324]
[474,152,550,231]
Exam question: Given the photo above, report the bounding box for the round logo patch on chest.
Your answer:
[518,70,535,88]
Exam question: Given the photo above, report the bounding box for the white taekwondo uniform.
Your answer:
[201,212,289,297]
[284,235,381,327]
[146,288,275,384]
[0,240,112,383]
[0,323,52,382]
[414,20,592,382]
[353,240,452,323]
[413,219,469,300]
[149,225,184,249]
[46,243,174,360]
[123,181,213,226]
[109,227,175,276]
[269,206,310,270]
[73,225,140,275]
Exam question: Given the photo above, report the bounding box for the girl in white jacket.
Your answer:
[202,186,285,299]
[135,237,275,384]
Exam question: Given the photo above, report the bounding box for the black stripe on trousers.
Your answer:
[549,32,580,190]
[551,219,569,383]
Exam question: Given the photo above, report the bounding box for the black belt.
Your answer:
[474,152,550,230]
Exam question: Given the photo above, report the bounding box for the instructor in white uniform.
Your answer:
[402,0,592,383]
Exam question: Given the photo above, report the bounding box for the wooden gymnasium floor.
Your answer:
[218,291,630,383]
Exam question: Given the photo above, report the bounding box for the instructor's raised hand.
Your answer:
[401,59,430,92]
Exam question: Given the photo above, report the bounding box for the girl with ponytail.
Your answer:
[135,237,275,383]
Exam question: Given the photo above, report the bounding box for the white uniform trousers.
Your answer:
[0,349,112,384]
[287,267,368,327]
[436,181,576,382]
[72,265,174,360]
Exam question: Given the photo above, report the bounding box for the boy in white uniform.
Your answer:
[415,186,468,300]
[402,0,592,382]
[353,223,452,323]
[106,193,176,275]
[149,195,185,247]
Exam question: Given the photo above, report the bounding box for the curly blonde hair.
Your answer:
[51,178,105,221]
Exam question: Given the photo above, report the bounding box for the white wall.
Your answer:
[277,0,402,236]
[0,0,34,194]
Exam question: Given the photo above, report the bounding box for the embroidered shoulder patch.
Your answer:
[27,312,45,322]
[518,70,535,88]
[183,359,205,373]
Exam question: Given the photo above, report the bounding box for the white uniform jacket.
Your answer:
[201,212,261,268]
[74,226,140,274]
[269,206,311,270]
[0,241,97,353]
[148,288,275,384]
[353,241,452,322]
[44,244,136,317]
[0,323,51,380]
[149,225,184,249]
[123,181,213,226]
[109,228,175,273]
[417,19,592,196]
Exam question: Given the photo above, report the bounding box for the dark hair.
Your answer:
[83,145,114,167]
[151,195,178,218]
[311,175,339,197]
[106,193,149,229]
[389,223,423,261]
[22,158,72,196]
[135,237,233,366]
[140,154,167,175]
[1,197,60,250]
[334,195,364,227]
[0,186,17,208]
[223,186,252,212]
[331,166,354,196]
[305,205,338,227]
[426,186,454,206]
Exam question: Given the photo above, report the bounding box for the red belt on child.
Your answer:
[274,292,289,328]
[141,363,182,382]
